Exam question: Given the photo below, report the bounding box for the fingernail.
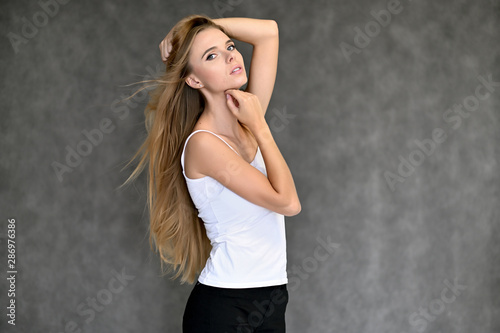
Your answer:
[226,94,230,100]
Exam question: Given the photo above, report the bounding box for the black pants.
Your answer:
[183,281,289,332]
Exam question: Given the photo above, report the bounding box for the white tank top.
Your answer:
[181,129,288,288]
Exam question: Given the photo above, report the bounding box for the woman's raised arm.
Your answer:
[213,18,279,115]
[185,89,301,216]
[159,17,279,114]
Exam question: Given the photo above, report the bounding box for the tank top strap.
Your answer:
[181,130,240,170]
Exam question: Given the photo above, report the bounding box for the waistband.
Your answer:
[195,281,287,293]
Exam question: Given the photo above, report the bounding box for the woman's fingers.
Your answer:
[225,93,237,112]
[159,42,165,62]
[159,33,173,63]
[159,41,170,63]
[226,90,261,110]
[159,41,165,63]
[225,89,252,106]
[225,90,264,130]
[225,90,241,107]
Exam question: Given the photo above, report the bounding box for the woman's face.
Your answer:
[186,27,247,92]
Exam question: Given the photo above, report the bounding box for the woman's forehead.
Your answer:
[192,28,230,54]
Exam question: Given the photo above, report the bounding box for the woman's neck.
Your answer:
[199,91,244,141]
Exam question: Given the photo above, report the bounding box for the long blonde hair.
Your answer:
[122,15,228,284]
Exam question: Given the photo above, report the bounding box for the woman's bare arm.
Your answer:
[213,18,279,115]
[159,17,279,115]
[185,90,300,216]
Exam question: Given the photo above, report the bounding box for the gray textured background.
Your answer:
[1,0,499,332]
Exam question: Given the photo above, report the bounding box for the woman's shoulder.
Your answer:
[185,124,258,164]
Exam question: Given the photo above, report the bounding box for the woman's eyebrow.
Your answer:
[201,39,233,59]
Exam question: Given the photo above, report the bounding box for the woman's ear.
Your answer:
[185,76,203,89]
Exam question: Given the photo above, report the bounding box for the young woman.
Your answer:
[125,15,300,332]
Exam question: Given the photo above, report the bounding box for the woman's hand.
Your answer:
[159,30,174,63]
[187,89,301,216]
[225,90,267,132]
[214,18,279,115]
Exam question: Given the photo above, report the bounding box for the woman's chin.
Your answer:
[220,78,248,92]
[232,79,249,91]
[233,76,248,89]
[224,85,245,92]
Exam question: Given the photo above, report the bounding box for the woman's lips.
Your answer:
[230,66,243,75]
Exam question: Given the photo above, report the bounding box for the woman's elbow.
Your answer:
[283,199,301,217]
[267,20,279,38]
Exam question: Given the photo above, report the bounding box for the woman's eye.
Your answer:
[206,45,235,60]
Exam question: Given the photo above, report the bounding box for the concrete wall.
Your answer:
[1,0,499,332]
